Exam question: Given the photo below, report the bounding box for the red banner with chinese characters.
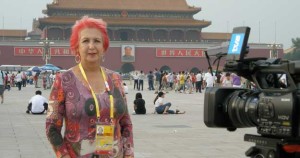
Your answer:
[14,47,74,56]
[14,47,43,56]
[156,48,204,57]
[49,47,74,56]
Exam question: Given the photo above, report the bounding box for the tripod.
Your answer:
[244,134,300,158]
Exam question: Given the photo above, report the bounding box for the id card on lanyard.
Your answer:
[79,63,115,155]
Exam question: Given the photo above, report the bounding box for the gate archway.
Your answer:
[160,65,171,73]
[121,63,135,73]
[190,67,200,74]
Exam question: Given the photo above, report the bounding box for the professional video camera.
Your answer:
[204,26,300,158]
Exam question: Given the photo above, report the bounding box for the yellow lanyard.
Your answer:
[79,63,114,120]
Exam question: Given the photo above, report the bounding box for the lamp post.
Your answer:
[268,43,281,59]
[39,38,54,64]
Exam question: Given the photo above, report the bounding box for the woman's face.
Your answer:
[78,28,104,64]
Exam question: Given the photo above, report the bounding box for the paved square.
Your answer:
[0,80,256,158]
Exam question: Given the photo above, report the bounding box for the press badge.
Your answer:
[94,124,114,154]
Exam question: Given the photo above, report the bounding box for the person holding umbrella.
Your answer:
[28,66,41,88]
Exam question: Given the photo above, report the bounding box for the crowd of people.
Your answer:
[2,14,297,157]
[126,67,247,116]
[0,70,59,90]
[125,67,249,95]
[0,69,61,106]
[0,16,266,158]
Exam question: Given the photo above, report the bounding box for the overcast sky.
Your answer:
[0,0,299,48]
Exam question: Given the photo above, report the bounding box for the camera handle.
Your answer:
[204,51,227,76]
[244,134,300,158]
[204,51,214,76]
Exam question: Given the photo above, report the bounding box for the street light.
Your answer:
[267,43,281,59]
[39,38,54,64]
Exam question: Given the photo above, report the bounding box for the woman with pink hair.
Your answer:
[46,16,134,158]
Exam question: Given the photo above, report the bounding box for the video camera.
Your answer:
[204,26,300,158]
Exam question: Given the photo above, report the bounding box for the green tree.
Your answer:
[292,37,300,52]
[284,37,300,60]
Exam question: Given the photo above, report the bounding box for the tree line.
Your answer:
[284,37,300,60]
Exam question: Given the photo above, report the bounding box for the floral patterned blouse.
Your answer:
[46,68,134,158]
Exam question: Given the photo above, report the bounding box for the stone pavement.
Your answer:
[0,81,257,158]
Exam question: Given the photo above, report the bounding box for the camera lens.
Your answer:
[226,90,259,128]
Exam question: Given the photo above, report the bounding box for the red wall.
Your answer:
[0,45,76,68]
[104,47,209,72]
[0,45,284,72]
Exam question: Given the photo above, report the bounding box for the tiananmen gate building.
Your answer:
[0,0,283,73]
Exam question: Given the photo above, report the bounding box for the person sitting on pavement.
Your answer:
[133,92,146,114]
[153,91,185,114]
[26,90,48,114]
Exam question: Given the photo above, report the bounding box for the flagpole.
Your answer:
[259,21,261,43]
[2,16,4,41]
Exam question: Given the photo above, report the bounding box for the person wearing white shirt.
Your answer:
[153,92,185,114]
[26,90,48,114]
[195,71,202,93]
[154,92,173,114]
[203,68,214,88]
[123,83,129,94]
[15,71,22,91]
[167,73,174,90]
[138,71,145,91]
[132,72,139,90]
[49,72,56,87]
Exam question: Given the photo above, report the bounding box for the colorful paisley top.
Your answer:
[46,68,134,158]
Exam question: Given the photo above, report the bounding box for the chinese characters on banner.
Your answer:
[14,47,74,56]
[14,47,204,57]
[156,48,204,57]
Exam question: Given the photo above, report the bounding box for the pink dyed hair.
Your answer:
[70,16,110,55]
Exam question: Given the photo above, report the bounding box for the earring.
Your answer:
[101,54,105,62]
[75,55,81,63]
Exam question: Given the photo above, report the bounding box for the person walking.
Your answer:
[195,71,202,93]
[185,75,193,94]
[0,70,5,104]
[15,71,22,91]
[154,68,161,94]
[21,71,27,87]
[138,70,145,91]
[10,73,15,87]
[147,71,155,90]
[167,72,174,90]
[42,73,47,90]
[4,72,11,91]
[161,72,169,92]
[178,71,185,92]
[232,73,242,87]
[203,68,214,88]
[222,72,233,87]
[132,71,139,90]
[45,16,134,158]
[123,83,129,94]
